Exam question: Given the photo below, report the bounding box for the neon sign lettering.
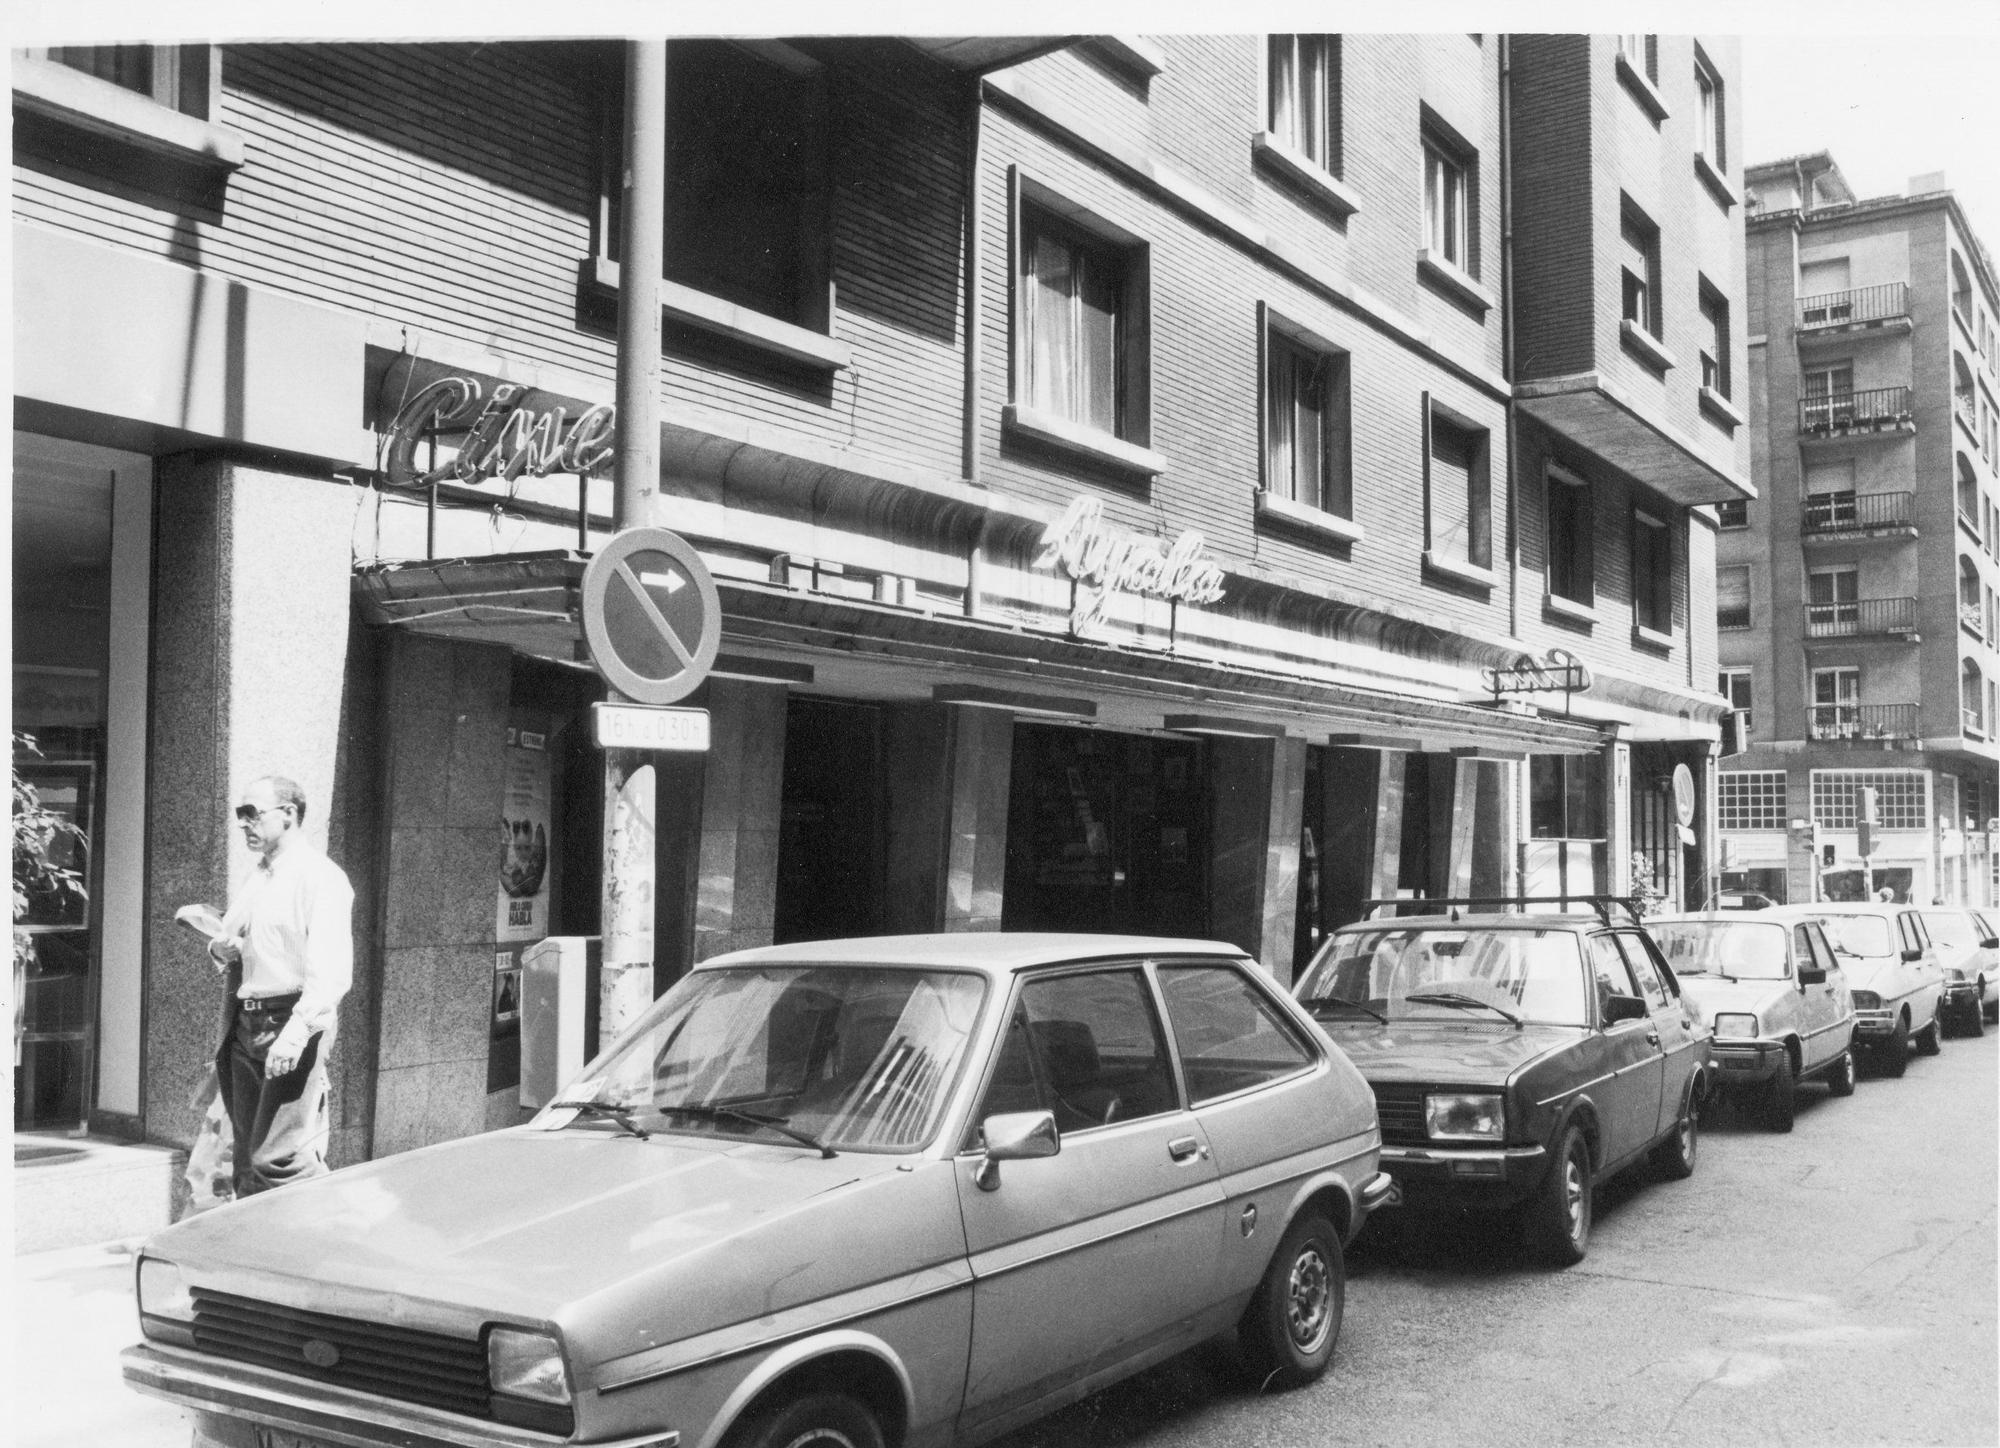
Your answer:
[1481,648,1594,700]
[382,376,615,489]
[1034,496,1227,637]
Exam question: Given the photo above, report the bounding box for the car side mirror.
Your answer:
[1797,965,1827,987]
[1602,993,1649,1026]
[973,1110,1059,1192]
[1981,937,1998,951]
[1901,947,1924,963]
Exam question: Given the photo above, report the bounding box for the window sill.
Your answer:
[1694,151,1739,210]
[590,256,851,371]
[1620,319,1677,374]
[13,55,245,171]
[1257,491,1364,545]
[1543,592,1599,625]
[1252,132,1361,220]
[1003,403,1167,478]
[1423,550,1496,590]
[1959,512,1984,544]
[1699,385,1744,429]
[1416,249,1495,317]
[1632,622,1676,652]
[1615,54,1670,124]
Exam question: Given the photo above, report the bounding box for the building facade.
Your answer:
[1719,152,2000,907]
[12,37,1748,1189]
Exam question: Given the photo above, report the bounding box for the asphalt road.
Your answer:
[994,1026,1999,1448]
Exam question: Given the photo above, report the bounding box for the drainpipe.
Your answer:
[1498,34,1525,896]
[601,39,668,1039]
[962,75,984,488]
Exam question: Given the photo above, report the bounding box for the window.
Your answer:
[1157,963,1315,1104]
[1022,207,1133,439]
[1631,507,1673,634]
[1699,280,1731,397]
[1717,565,1751,629]
[1807,567,1860,635]
[1694,47,1726,168]
[1546,465,1595,604]
[1267,35,1341,176]
[1810,772,1928,831]
[1810,668,1860,740]
[1530,753,1606,839]
[1965,661,1986,736]
[1954,252,1974,329]
[1621,202,1662,338]
[1962,558,1982,635]
[1803,361,1855,429]
[1959,455,1981,530]
[1717,498,1748,528]
[1422,127,1474,274]
[1718,672,1755,734]
[974,969,1178,1136]
[1263,320,1351,517]
[1616,34,1656,80]
[1954,355,1978,435]
[27,45,213,119]
[1719,771,1785,830]
[1425,399,1491,573]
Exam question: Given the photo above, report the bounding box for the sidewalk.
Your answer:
[11,1238,191,1448]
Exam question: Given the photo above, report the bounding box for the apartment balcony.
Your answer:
[1801,489,1917,541]
[1798,386,1915,440]
[1804,596,1919,639]
[1808,702,1919,742]
[1796,283,1912,341]
[1956,396,1981,437]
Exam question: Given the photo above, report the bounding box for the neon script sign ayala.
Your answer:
[382,377,615,489]
[1034,496,1227,636]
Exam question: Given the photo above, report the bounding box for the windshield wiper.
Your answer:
[1403,992,1523,1026]
[660,1102,836,1159]
[547,1100,650,1139]
[1300,995,1387,1023]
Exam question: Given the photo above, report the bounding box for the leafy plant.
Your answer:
[13,733,88,974]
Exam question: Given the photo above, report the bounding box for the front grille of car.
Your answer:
[189,1288,571,1435]
[1370,1084,1432,1146]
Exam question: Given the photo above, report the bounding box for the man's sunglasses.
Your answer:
[234,804,291,824]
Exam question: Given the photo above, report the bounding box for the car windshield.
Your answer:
[1919,912,1975,950]
[554,965,988,1153]
[1805,915,1893,957]
[1297,927,1590,1026]
[1648,921,1790,980]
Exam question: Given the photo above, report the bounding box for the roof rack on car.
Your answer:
[1359,895,1646,927]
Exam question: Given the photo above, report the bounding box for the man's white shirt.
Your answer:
[221,841,354,1055]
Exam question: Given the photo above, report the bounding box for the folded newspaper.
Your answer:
[174,904,227,942]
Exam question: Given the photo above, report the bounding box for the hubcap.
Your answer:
[1286,1244,1333,1351]
[1563,1155,1586,1240]
[781,1432,859,1448]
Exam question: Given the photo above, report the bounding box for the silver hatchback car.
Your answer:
[125,934,1390,1448]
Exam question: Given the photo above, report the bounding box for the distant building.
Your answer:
[1720,152,2000,904]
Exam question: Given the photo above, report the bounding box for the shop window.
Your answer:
[1699,278,1731,397]
[1530,753,1606,839]
[1717,565,1751,630]
[1631,507,1674,635]
[1546,464,1595,604]
[1719,670,1755,734]
[1267,35,1342,177]
[1621,200,1663,339]
[1262,315,1351,518]
[1424,399,1491,576]
[601,41,831,332]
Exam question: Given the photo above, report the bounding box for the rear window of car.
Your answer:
[1920,912,1974,950]
[1805,914,1893,956]
[1650,920,1790,980]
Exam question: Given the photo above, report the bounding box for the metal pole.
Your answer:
[601,39,668,1040]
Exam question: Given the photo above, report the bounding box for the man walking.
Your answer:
[208,775,353,1197]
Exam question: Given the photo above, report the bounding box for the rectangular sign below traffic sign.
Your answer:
[592,702,712,752]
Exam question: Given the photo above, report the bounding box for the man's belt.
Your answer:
[237,992,302,1016]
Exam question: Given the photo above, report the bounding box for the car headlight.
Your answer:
[487,1327,571,1406]
[136,1257,194,1323]
[1713,1012,1760,1039]
[1425,1093,1504,1141]
[1850,990,1881,1010]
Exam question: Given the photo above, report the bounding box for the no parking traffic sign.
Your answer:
[579,528,721,706]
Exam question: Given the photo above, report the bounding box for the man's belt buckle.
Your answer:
[241,995,298,1015]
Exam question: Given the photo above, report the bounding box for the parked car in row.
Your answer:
[1915,907,1997,1036]
[1761,903,1946,1077]
[124,934,1392,1448]
[1648,913,1858,1130]
[1292,899,1707,1267]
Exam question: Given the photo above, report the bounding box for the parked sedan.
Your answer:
[1762,903,1946,1076]
[1915,908,1997,1036]
[1294,904,1707,1267]
[1648,913,1857,1130]
[124,935,1391,1448]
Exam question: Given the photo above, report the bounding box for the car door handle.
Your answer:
[1646,1031,1661,1047]
[1168,1136,1204,1162]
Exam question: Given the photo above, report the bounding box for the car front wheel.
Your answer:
[1652,1080,1701,1175]
[1826,1048,1857,1097]
[726,1393,885,1448]
[1915,1004,1943,1056]
[1236,1211,1344,1389]
[1522,1124,1592,1266]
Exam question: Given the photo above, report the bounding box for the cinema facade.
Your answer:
[12,36,1747,1197]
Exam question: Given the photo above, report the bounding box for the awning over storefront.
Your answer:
[1517,373,1755,507]
[354,554,1608,756]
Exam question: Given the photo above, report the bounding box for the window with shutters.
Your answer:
[1719,670,1754,733]
[1631,507,1674,635]
[1546,465,1594,604]
[1717,565,1751,629]
[1424,399,1491,578]
[1262,316,1351,518]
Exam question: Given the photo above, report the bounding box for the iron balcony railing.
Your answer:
[1957,395,1980,435]
[1809,702,1919,741]
[1797,282,1909,329]
[1799,386,1914,434]
[1805,596,1918,638]
[1801,490,1915,534]
[1965,707,1986,736]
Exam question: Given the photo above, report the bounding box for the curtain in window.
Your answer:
[1430,421,1484,566]
[1268,339,1326,510]
[1028,228,1120,434]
